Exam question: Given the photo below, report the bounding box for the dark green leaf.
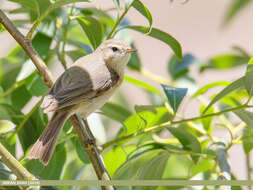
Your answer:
[32,32,52,57]
[114,149,162,179]
[0,104,23,125]
[138,151,169,179]
[167,127,201,163]
[125,76,162,96]
[132,0,152,30]
[224,0,252,25]
[81,8,114,27]
[168,54,196,79]
[161,84,187,114]
[122,26,182,60]
[100,102,132,122]
[242,128,253,153]
[19,106,47,151]
[75,137,90,164]
[192,81,231,97]
[26,74,49,96]
[11,85,32,110]
[244,57,253,96]
[77,16,104,49]
[25,143,66,179]
[203,77,244,114]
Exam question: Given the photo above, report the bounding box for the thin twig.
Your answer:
[0,143,36,180]
[102,104,251,149]
[0,9,114,190]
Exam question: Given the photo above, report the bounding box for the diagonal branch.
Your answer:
[0,9,114,190]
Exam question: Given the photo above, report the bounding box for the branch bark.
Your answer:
[0,9,114,190]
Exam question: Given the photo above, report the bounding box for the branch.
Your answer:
[0,143,36,180]
[0,10,114,190]
[102,104,251,150]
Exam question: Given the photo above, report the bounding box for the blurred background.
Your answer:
[1,0,253,181]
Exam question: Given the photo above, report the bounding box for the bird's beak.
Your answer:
[124,49,137,54]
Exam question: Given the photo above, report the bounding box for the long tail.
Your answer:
[28,111,69,165]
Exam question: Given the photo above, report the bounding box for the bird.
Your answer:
[28,39,136,165]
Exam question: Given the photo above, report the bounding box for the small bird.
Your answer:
[28,39,136,165]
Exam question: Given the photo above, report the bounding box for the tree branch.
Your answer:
[0,143,36,181]
[0,9,114,190]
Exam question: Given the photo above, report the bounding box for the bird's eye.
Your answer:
[112,47,119,52]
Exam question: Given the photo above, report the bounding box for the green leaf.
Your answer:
[167,127,201,163]
[0,120,15,134]
[127,43,142,71]
[122,26,182,60]
[11,85,32,110]
[24,143,66,179]
[233,109,253,127]
[114,149,162,179]
[113,0,120,10]
[192,81,231,97]
[26,74,49,96]
[77,16,104,49]
[104,145,136,177]
[100,102,132,122]
[242,128,253,153]
[32,32,52,57]
[124,76,162,96]
[161,84,187,114]
[117,106,173,137]
[244,57,253,96]
[0,104,23,125]
[168,54,196,80]
[202,77,244,114]
[19,106,47,151]
[190,158,215,177]
[200,105,214,134]
[138,151,169,179]
[224,0,252,25]
[132,0,152,30]
[81,8,115,27]
[75,137,90,164]
[0,24,6,33]
[201,54,249,72]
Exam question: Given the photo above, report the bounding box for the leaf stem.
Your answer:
[107,2,133,39]
[0,80,26,99]
[26,8,51,39]
[60,4,75,69]
[102,104,251,150]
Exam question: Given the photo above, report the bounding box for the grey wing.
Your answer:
[41,65,119,113]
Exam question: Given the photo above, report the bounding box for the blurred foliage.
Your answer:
[0,0,253,190]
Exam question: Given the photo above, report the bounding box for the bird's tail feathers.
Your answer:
[28,111,69,165]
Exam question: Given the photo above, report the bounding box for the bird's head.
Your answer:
[96,39,136,73]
